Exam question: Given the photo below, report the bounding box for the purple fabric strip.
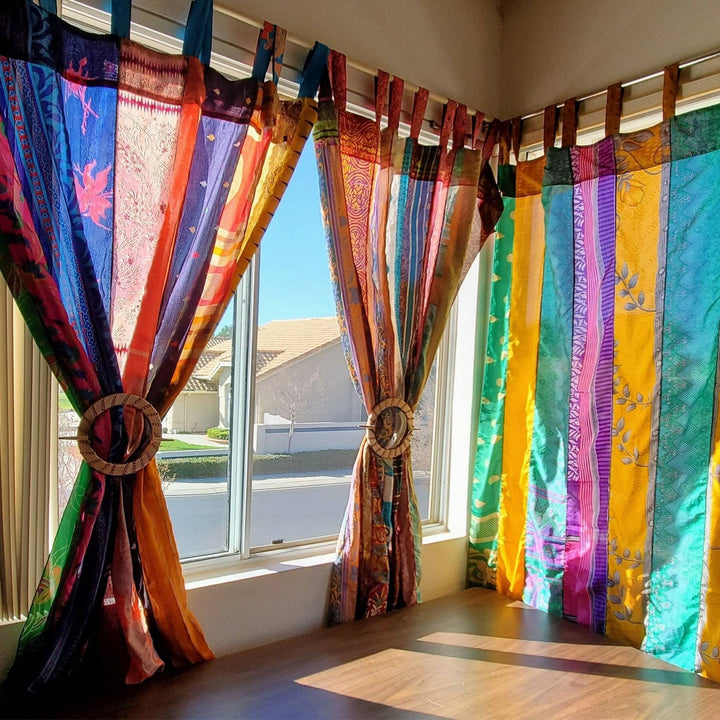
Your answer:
[591,137,616,632]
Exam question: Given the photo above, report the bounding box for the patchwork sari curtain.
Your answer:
[315,51,501,623]
[0,0,326,699]
[470,76,720,682]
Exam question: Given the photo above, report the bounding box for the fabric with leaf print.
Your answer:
[0,0,327,701]
[605,124,667,648]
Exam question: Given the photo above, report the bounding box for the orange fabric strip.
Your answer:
[605,83,623,137]
[122,57,205,398]
[561,97,578,147]
[134,460,214,665]
[662,63,680,120]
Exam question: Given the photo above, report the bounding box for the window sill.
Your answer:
[181,525,465,590]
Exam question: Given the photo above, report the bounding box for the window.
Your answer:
[49,5,452,565]
[54,141,451,563]
[159,142,447,561]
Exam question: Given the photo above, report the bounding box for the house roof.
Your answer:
[186,317,341,389]
[184,376,218,392]
[255,317,341,377]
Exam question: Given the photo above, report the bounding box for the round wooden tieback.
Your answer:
[76,393,162,477]
[364,397,414,459]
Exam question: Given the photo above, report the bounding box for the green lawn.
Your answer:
[159,439,212,452]
[58,390,74,412]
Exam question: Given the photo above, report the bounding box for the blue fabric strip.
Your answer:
[298,43,329,99]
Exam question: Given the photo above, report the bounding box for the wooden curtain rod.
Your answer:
[519,48,720,122]
[214,2,489,119]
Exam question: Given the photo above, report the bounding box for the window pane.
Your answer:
[412,358,437,521]
[162,305,234,559]
[249,145,361,548]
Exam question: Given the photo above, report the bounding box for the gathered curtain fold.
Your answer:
[471,89,720,682]
[314,51,501,623]
[0,0,326,700]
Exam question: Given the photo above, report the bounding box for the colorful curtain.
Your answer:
[0,0,326,701]
[315,51,501,623]
[470,87,720,682]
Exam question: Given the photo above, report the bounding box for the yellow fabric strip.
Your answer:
[496,160,545,598]
[605,131,663,647]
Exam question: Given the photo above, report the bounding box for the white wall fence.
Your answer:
[254,421,365,455]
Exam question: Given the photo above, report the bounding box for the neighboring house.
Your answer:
[163,318,364,437]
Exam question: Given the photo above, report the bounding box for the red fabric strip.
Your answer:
[605,82,623,136]
[388,77,404,132]
[375,70,389,126]
[410,87,428,139]
[561,97,578,147]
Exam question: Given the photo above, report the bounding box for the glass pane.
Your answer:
[250,144,362,548]
[162,305,234,559]
[57,390,81,519]
[412,358,437,521]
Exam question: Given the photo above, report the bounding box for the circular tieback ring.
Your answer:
[77,393,162,477]
[365,397,414,460]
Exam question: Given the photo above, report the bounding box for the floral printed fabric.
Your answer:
[469,102,720,683]
[0,0,325,700]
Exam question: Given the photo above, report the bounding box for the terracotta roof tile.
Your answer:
[255,317,341,377]
[188,317,340,386]
[183,376,218,392]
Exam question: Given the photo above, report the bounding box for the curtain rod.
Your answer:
[214,3,489,119]
[520,48,720,122]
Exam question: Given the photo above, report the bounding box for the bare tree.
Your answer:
[269,368,321,453]
[411,364,437,473]
[57,410,83,516]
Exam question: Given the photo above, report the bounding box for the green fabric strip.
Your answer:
[468,189,514,588]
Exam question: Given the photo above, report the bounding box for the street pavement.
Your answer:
[165,471,431,557]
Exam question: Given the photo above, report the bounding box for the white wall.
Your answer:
[500,0,720,118]
[164,392,219,433]
[254,421,364,454]
[255,343,364,425]
[95,0,504,116]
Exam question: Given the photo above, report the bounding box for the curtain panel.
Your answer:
[315,51,501,624]
[470,95,720,682]
[0,0,327,702]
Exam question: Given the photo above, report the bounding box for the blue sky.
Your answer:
[217,141,335,331]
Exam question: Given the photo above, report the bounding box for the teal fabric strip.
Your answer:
[183,0,214,65]
[468,180,514,588]
[110,0,131,39]
[523,148,573,617]
[646,133,720,670]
